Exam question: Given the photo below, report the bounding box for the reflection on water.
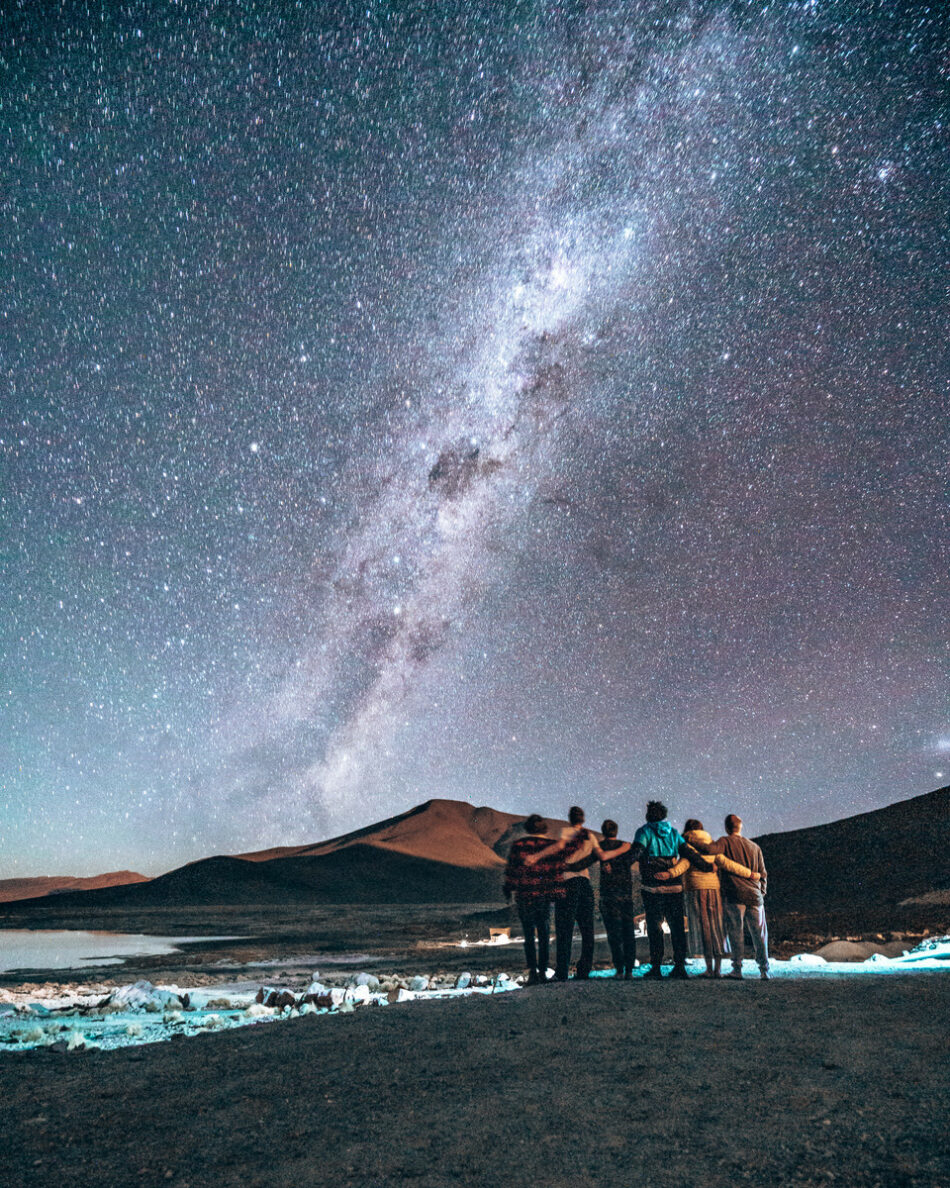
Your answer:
[0,930,243,973]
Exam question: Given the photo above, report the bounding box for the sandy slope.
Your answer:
[238,799,531,868]
[2,974,948,1188]
[0,872,148,904]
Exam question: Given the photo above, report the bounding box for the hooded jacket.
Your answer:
[633,819,690,893]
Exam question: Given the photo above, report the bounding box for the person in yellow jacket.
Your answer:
[656,818,760,978]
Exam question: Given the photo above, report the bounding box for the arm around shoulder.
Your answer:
[687,836,725,855]
[715,853,755,879]
[593,840,632,862]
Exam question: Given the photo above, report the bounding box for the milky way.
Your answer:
[2,1,948,876]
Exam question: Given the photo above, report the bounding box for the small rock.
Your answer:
[346,973,380,991]
[299,992,333,1010]
[259,989,296,1010]
[409,976,430,992]
[455,973,472,990]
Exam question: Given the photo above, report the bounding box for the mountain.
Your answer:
[754,785,950,913]
[0,870,148,904]
[3,788,948,915]
[0,801,567,911]
[236,799,526,868]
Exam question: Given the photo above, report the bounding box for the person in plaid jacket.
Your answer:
[504,815,564,985]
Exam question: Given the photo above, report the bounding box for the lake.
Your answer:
[0,930,243,973]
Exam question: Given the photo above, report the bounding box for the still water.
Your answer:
[0,930,241,973]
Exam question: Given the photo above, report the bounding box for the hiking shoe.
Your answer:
[642,966,663,980]
[726,970,744,980]
[760,970,771,981]
[669,965,689,980]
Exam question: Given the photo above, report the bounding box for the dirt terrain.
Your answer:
[2,973,949,1188]
[2,898,948,993]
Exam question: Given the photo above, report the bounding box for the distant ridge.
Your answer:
[2,788,948,914]
[0,870,148,904]
[755,785,950,912]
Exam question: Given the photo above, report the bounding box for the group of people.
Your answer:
[502,801,770,983]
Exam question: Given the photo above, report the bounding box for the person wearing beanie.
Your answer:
[595,819,639,979]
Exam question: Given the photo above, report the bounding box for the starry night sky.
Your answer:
[2,1,948,878]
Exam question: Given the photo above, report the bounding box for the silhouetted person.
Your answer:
[658,818,759,978]
[629,801,691,979]
[553,806,597,980]
[527,806,624,980]
[689,814,770,979]
[503,814,561,985]
[597,819,638,979]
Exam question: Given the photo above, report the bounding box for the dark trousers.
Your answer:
[601,894,637,973]
[555,877,595,979]
[643,891,687,970]
[516,896,552,977]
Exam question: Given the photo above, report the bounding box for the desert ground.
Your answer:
[2,901,950,1187]
[1,969,948,1188]
[3,896,949,987]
